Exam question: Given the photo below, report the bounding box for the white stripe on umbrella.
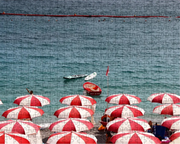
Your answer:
[2,106,44,119]
[161,116,180,130]
[105,94,141,105]
[0,120,40,135]
[14,95,50,106]
[47,131,97,144]
[49,118,93,132]
[0,131,30,144]
[153,104,180,116]
[60,95,96,106]
[106,117,150,132]
[111,131,161,144]
[54,106,94,119]
[105,105,145,118]
[147,93,180,104]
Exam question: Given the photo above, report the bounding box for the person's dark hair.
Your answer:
[30,91,33,94]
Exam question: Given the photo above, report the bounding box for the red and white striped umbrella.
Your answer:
[106,117,150,133]
[111,131,161,144]
[169,130,180,141]
[60,95,96,106]
[0,120,40,135]
[161,116,180,130]
[0,131,30,144]
[105,105,145,118]
[147,93,180,104]
[14,94,50,107]
[2,106,44,119]
[153,104,180,116]
[47,131,97,144]
[49,118,93,132]
[105,94,141,105]
[54,106,94,119]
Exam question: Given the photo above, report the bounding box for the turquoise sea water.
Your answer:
[0,0,180,125]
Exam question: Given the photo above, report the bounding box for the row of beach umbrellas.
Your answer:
[0,91,180,143]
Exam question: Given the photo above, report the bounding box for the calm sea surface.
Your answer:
[0,0,180,125]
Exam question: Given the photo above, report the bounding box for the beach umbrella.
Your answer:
[60,95,96,106]
[105,94,141,105]
[111,131,161,144]
[47,131,97,144]
[54,106,94,119]
[14,94,50,107]
[153,104,180,116]
[106,117,150,133]
[2,106,44,119]
[170,130,180,141]
[147,93,180,104]
[49,118,93,132]
[0,119,40,135]
[170,137,180,144]
[0,131,30,144]
[105,105,145,118]
[161,116,180,130]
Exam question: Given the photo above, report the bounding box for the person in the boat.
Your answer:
[26,88,33,94]
[106,130,112,143]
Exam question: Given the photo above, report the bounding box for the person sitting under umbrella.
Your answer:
[26,88,33,95]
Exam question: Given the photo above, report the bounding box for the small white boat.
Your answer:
[63,74,88,79]
[85,72,97,80]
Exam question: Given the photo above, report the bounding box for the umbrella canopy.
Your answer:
[0,131,30,144]
[60,95,96,106]
[111,131,161,144]
[105,94,141,105]
[105,105,145,118]
[47,131,97,144]
[2,106,44,119]
[106,117,150,133]
[54,106,94,119]
[147,93,180,104]
[170,137,180,144]
[153,104,180,116]
[49,118,93,132]
[161,116,180,130]
[0,120,40,135]
[14,94,50,107]
[170,130,180,141]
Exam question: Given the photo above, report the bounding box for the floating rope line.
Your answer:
[0,13,170,18]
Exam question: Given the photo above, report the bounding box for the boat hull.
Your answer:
[63,74,88,79]
[83,82,101,96]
